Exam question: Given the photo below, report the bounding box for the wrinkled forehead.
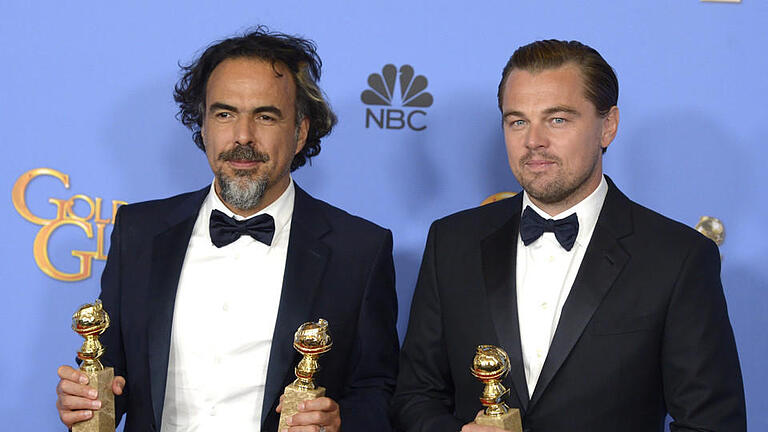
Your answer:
[204,57,298,107]
[502,64,591,108]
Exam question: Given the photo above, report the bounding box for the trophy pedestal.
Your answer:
[278,383,326,431]
[73,367,115,432]
[475,408,523,432]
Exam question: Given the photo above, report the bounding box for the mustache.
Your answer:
[520,152,561,165]
[218,145,270,163]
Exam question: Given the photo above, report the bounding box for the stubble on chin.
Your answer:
[514,156,568,205]
[516,155,600,209]
[520,175,570,205]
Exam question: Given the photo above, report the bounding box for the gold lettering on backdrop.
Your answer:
[12,168,127,282]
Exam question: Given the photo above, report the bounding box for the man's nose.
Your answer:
[525,123,549,149]
[234,117,255,145]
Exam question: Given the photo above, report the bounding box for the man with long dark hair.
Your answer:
[55,27,399,432]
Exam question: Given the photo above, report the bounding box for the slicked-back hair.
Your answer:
[174,26,337,171]
[497,40,618,117]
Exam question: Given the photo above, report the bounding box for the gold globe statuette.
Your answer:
[278,318,333,431]
[72,299,115,432]
[695,216,725,260]
[471,345,522,431]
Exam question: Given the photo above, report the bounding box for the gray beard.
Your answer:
[216,169,268,211]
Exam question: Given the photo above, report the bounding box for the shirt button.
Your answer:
[210,406,217,416]
[536,349,543,358]
[222,303,229,312]
[214,356,222,365]
[548,255,555,262]
[540,301,549,310]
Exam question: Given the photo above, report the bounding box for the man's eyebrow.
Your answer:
[208,103,284,118]
[252,105,284,118]
[502,110,526,120]
[543,105,581,116]
[208,102,238,113]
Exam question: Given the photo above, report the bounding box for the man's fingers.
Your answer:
[112,376,126,395]
[55,365,114,428]
[57,379,98,399]
[288,410,334,426]
[276,394,285,413]
[287,397,340,430]
[57,393,102,411]
[285,426,328,432]
[299,397,338,412]
[461,424,508,432]
[58,407,93,427]
[57,365,88,385]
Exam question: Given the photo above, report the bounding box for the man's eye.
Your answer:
[552,117,566,125]
[215,112,232,119]
[509,119,526,128]
[258,114,277,122]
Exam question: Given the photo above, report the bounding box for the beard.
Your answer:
[216,145,270,211]
[517,150,600,206]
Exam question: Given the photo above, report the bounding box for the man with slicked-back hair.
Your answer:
[393,39,745,432]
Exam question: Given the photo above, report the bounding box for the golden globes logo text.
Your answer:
[12,168,126,282]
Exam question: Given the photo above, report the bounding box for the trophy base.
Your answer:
[73,367,115,432]
[475,408,523,432]
[278,383,326,431]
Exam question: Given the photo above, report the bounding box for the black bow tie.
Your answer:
[519,206,579,251]
[209,209,275,248]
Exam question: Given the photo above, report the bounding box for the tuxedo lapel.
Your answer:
[261,185,331,426]
[480,194,530,413]
[146,187,208,427]
[528,179,633,409]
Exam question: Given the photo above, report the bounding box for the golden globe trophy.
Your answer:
[695,216,725,246]
[72,300,115,432]
[278,319,333,431]
[471,345,522,431]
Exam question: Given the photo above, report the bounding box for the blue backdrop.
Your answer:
[2,1,766,430]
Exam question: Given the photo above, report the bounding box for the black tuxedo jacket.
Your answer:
[98,184,399,432]
[393,178,745,432]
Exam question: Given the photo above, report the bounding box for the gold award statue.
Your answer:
[695,216,725,246]
[695,215,725,260]
[279,318,333,431]
[471,345,522,432]
[72,299,115,432]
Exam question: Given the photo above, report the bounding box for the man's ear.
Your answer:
[600,106,619,151]
[199,102,208,148]
[295,116,310,155]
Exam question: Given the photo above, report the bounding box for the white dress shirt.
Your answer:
[516,176,608,397]
[160,179,295,431]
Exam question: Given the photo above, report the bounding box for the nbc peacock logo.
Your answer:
[361,64,433,131]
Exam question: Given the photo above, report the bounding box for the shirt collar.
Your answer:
[521,175,608,248]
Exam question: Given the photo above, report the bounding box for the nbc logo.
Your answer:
[361,64,433,131]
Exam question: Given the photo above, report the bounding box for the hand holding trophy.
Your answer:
[71,300,115,432]
[278,318,333,431]
[471,345,522,431]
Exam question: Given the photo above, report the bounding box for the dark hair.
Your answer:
[174,26,337,171]
[497,40,618,117]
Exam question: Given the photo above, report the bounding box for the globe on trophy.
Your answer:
[695,216,725,246]
[278,319,333,431]
[695,216,725,260]
[471,345,522,431]
[72,299,115,432]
